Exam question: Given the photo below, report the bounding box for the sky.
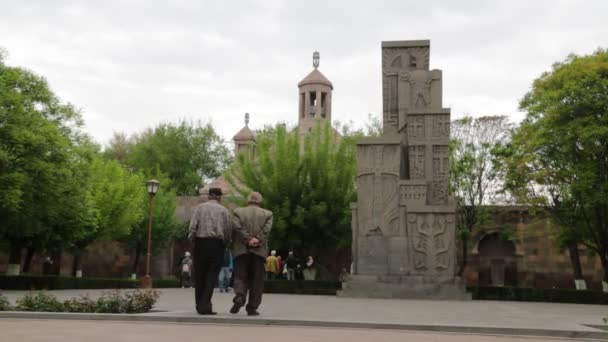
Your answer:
[1,0,607,146]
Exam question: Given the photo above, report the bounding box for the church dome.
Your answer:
[298,69,333,89]
[232,126,255,141]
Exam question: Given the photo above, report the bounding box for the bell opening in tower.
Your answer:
[309,92,317,116]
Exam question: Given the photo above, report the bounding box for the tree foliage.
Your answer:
[107,120,231,195]
[0,53,90,261]
[497,49,608,283]
[227,122,357,253]
[449,115,513,275]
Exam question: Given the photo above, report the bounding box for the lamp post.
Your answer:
[141,179,160,289]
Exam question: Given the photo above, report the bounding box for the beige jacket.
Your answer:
[232,204,273,259]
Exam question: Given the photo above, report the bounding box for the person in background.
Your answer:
[276,254,284,279]
[285,251,298,280]
[188,187,233,315]
[265,250,280,280]
[180,251,193,288]
[339,267,350,283]
[218,248,233,293]
[230,191,273,316]
[42,257,53,275]
[302,256,317,280]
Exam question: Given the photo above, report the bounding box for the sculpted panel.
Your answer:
[408,213,455,275]
[357,144,400,237]
[431,145,449,204]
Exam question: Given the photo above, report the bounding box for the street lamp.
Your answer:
[141,179,160,289]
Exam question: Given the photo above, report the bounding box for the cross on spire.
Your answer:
[313,51,320,69]
[245,112,250,126]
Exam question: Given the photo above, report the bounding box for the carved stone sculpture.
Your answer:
[339,40,467,300]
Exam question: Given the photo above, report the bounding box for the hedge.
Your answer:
[0,275,339,294]
[468,286,608,305]
[0,275,138,290]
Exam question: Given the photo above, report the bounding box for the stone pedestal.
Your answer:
[340,40,468,300]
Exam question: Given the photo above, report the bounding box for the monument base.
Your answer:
[337,275,471,300]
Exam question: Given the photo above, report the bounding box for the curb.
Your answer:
[1,311,607,340]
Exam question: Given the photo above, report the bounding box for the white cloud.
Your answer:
[1,0,606,145]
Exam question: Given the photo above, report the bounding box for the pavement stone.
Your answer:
[0,319,592,342]
[1,288,607,339]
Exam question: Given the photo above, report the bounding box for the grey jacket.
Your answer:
[232,205,273,259]
[188,200,232,245]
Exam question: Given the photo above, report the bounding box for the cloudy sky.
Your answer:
[1,0,606,146]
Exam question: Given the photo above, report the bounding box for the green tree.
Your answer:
[119,172,180,275]
[227,122,356,254]
[68,155,147,276]
[450,115,513,276]
[121,120,231,195]
[0,51,89,273]
[504,49,608,288]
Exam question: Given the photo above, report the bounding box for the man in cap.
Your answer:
[230,191,273,316]
[188,187,232,315]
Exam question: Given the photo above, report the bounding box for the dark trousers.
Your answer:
[232,253,265,312]
[193,238,224,312]
[181,272,192,288]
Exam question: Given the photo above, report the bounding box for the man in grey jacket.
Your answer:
[188,187,232,315]
[230,191,273,316]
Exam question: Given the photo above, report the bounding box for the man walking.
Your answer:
[230,192,273,316]
[188,187,232,315]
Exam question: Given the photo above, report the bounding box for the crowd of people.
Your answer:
[179,243,321,291]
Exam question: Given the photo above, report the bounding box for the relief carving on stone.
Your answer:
[357,145,400,237]
[382,47,430,71]
[409,213,454,274]
[432,115,450,138]
[412,214,430,270]
[399,183,427,204]
[408,146,425,179]
[407,115,425,139]
[431,145,449,203]
[399,70,440,110]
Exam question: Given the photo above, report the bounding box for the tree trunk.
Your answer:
[457,236,468,277]
[22,247,36,274]
[567,243,586,290]
[50,251,62,275]
[601,255,608,293]
[131,245,141,276]
[71,250,83,277]
[7,245,22,275]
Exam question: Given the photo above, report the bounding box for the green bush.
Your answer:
[0,293,12,311]
[3,289,160,314]
[95,289,160,313]
[16,292,64,312]
[63,295,96,313]
[468,286,608,305]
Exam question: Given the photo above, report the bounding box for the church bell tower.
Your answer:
[297,51,333,143]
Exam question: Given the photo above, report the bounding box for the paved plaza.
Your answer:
[0,319,590,342]
[1,288,607,339]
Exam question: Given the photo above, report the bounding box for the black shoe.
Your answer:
[198,310,217,315]
[247,310,260,316]
[230,303,243,314]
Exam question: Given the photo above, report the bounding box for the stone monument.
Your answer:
[338,40,469,299]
